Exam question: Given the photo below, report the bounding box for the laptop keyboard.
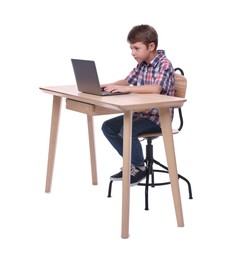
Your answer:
[101,90,124,96]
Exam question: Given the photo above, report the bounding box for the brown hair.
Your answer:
[127,24,158,49]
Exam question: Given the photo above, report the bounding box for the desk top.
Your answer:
[40,85,186,112]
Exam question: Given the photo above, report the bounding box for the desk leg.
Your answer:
[45,95,62,193]
[158,107,184,227]
[121,111,132,239]
[87,115,98,185]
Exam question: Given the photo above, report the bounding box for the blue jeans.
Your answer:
[101,115,161,167]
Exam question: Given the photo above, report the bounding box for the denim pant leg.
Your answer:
[101,115,124,157]
[101,115,161,167]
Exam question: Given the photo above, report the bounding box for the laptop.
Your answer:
[71,59,129,96]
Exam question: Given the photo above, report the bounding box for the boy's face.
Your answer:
[129,42,155,64]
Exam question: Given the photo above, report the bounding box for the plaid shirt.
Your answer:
[125,50,175,126]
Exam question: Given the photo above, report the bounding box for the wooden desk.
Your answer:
[40,85,186,238]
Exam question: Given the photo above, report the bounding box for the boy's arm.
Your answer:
[101,79,129,87]
[102,82,162,94]
[127,84,162,94]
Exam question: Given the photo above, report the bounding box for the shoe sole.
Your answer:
[110,178,122,181]
[110,176,146,186]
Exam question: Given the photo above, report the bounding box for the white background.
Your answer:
[0,0,226,259]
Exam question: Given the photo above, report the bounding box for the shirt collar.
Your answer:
[150,50,165,68]
[140,50,166,68]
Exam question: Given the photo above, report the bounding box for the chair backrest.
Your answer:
[173,68,187,131]
[174,68,187,99]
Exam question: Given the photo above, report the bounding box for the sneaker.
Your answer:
[130,165,147,186]
[110,169,123,181]
[110,165,147,186]
[110,165,135,181]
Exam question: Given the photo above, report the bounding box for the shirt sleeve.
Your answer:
[154,61,175,95]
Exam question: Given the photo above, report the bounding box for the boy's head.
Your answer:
[127,24,158,50]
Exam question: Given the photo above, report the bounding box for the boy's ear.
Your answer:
[149,42,155,51]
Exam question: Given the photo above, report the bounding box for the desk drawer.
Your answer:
[66,99,94,114]
[66,99,119,115]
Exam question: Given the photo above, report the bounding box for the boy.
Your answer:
[101,24,175,186]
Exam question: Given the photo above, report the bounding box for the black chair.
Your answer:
[107,68,193,210]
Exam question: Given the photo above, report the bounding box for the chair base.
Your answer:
[107,136,193,210]
[107,159,193,211]
[138,159,193,210]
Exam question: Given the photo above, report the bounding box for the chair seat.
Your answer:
[138,129,179,139]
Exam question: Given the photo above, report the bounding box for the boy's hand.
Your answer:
[101,84,129,93]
